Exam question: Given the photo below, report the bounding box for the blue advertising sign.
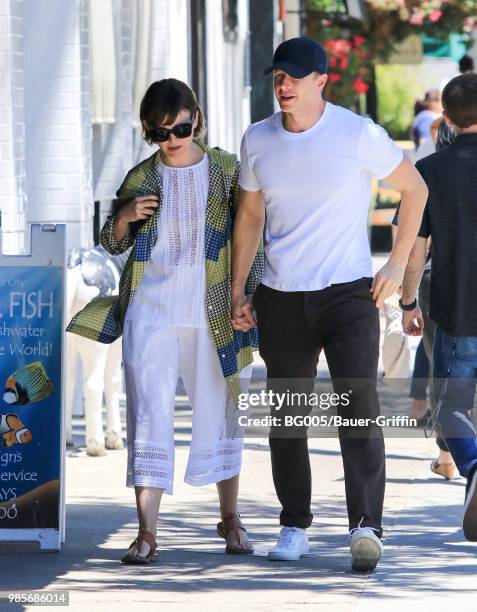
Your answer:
[0,225,65,550]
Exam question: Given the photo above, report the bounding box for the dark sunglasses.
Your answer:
[147,113,195,143]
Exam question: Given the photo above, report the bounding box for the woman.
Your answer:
[67,79,263,563]
[411,89,442,151]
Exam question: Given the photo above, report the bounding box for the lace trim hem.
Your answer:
[127,441,174,493]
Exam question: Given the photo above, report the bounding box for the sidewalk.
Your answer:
[1,408,474,612]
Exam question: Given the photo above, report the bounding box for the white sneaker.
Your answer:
[350,526,383,571]
[105,431,125,450]
[268,526,309,561]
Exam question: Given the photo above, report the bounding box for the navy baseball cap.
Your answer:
[263,36,328,79]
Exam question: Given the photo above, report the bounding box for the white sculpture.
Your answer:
[65,247,125,456]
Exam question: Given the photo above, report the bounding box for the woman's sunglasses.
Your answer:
[147,113,195,143]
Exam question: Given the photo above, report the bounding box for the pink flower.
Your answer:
[410,11,424,25]
[353,35,366,47]
[340,56,349,70]
[329,73,341,83]
[334,39,351,55]
[428,9,442,22]
[352,77,369,94]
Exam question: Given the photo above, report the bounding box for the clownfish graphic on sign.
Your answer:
[3,361,53,405]
[0,413,32,447]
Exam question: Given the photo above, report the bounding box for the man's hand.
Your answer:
[371,260,406,309]
[402,306,424,336]
[231,288,256,331]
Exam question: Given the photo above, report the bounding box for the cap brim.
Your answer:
[262,62,312,79]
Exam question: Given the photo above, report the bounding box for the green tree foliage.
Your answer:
[375,64,422,139]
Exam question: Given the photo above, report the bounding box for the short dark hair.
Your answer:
[435,120,456,151]
[442,74,477,128]
[140,79,205,144]
[459,54,474,74]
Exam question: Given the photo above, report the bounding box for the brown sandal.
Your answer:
[121,528,158,564]
[431,459,457,480]
[217,513,254,555]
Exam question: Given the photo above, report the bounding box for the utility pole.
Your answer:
[249,0,277,123]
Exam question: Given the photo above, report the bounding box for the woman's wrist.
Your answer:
[112,213,130,242]
[115,209,130,226]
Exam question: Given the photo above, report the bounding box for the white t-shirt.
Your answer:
[239,102,403,291]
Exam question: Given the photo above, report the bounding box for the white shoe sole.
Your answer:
[463,471,477,541]
[351,537,382,571]
[268,545,309,561]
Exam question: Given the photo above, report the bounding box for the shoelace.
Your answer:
[278,527,301,548]
[349,516,381,537]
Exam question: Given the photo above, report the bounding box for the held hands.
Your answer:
[371,260,406,309]
[117,195,159,223]
[231,288,256,332]
[402,307,424,336]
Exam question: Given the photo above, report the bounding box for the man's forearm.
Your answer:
[389,183,428,266]
[232,207,264,293]
[401,258,425,303]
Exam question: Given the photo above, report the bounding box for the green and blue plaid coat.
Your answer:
[66,141,264,407]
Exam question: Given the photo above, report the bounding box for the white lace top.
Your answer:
[125,154,209,327]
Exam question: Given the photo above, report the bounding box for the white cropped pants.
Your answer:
[122,320,250,494]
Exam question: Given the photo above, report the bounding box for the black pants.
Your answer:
[253,278,385,537]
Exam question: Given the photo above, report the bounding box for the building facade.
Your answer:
[0,0,253,255]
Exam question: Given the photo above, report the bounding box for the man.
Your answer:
[395,121,458,481]
[231,36,427,571]
[400,73,477,541]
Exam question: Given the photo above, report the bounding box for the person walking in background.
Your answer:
[411,98,426,149]
[395,118,458,480]
[68,78,263,563]
[411,90,442,154]
[418,119,457,481]
[231,36,428,571]
[400,74,477,541]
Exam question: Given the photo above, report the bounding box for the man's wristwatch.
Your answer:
[399,297,417,311]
